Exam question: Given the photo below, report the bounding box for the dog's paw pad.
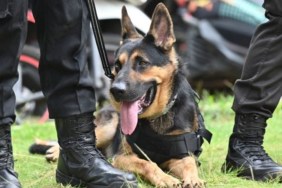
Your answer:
[183,178,205,188]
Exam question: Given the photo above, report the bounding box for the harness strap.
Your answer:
[194,91,212,143]
[126,125,203,165]
[197,112,212,143]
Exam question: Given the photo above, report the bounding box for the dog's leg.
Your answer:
[113,154,182,187]
[161,156,204,188]
[42,108,119,162]
[94,110,119,149]
[45,144,60,162]
[31,139,60,162]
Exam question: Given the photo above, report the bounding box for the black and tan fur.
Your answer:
[30,3,211,188]
[107,3,206,187]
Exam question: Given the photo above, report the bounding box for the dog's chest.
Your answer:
[147,111,174,134]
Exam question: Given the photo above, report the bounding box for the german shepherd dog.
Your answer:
[29,3,212,188]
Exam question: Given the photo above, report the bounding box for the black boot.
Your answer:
[0,125,21,188]
[55,113,138,188]
[222,113,282,181]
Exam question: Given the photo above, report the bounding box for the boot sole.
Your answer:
[56,169,138,188]
[222,160,282,182]
[56,169,86,187]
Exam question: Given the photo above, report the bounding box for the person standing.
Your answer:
[223,0,282,181]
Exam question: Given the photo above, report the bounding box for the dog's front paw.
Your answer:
[154,173,182,188]
[183,176,205,188]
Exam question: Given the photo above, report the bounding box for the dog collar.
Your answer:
[162,94,177,115]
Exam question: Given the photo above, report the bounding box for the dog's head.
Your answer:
[110,3,179,135]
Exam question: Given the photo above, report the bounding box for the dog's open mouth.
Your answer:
[137,86,155,114]
[120,86,156,135]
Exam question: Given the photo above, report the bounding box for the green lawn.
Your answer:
[11,93,282,188]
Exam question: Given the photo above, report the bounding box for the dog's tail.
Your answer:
[29,139,57,155]
[29,105,121,161]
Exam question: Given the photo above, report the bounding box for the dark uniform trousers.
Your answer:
[232,0,282,118]
[0,0,96,126]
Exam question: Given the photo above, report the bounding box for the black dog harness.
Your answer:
[126,118,212,165]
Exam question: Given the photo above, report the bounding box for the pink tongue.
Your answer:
[120,101,138,135]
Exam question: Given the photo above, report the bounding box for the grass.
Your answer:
[11,92,282,188]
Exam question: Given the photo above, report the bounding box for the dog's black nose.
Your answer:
[110,82,127,99]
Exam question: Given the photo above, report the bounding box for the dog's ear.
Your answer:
[121,6,142,41]
[147,3,175,51]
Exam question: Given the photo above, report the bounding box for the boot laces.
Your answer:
[79,138,106,159]
[63,132,106,161]
[0,133,13,168]
[238,127,271,162]
[241,140,271,162]
[235,114,273,162]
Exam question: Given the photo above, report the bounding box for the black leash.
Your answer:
[86,0,115,80]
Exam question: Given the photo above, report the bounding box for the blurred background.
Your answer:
[16,0,265,123]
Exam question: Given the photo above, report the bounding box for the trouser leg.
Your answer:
[0,0,28,125]
[0,1,27,187]
[32,0,96,118]
[232,12,282,118]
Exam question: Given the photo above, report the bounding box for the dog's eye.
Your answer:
[139,61,146,66]
[114,61,122,73]
[137,60,149,68]
[135,56,150,70]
